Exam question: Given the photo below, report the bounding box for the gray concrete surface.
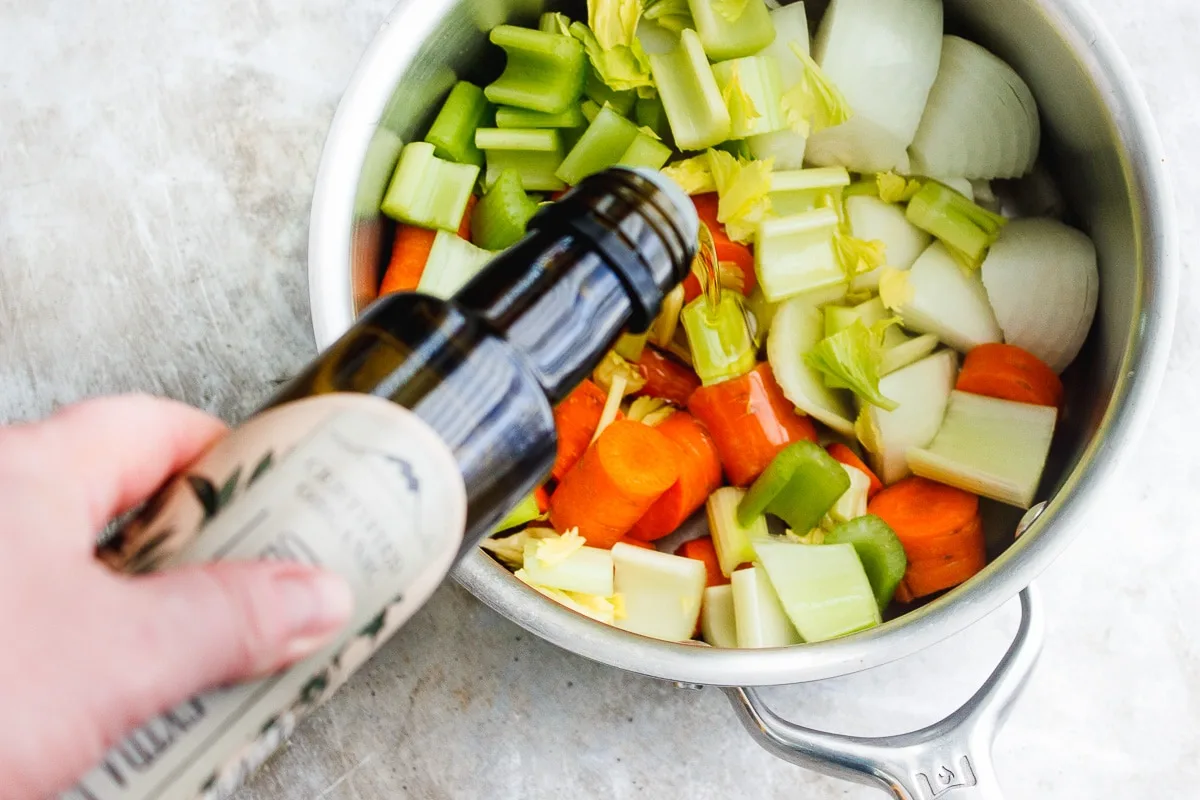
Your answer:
[2,1,1198,797]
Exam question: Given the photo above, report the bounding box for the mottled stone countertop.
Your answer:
[2,1,1197,797]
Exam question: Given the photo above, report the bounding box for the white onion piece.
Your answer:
[891,242,1003,352]
[931,176,975,201]
[981,218,1099,373]
[908,36,1041,180]
[845,195,932,291]
[806,0,943,173]
[767,296,856,436]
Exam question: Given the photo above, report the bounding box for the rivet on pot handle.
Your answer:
[724,587,1044,799]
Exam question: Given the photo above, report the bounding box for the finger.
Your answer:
[101,561,353,728]
[0,393,228,533]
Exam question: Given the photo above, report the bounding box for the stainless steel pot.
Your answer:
[307,1,1178,795]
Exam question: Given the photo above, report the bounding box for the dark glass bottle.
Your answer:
[267,167,699,552]
[70,168,697,800]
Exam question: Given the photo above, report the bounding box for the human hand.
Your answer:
[0,395,353,799]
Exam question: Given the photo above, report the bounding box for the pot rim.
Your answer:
[308,0,1178,686]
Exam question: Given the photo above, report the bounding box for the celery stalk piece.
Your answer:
[680,293,758,386]
[416,230,496,299]
[475,128,560,152]
[769,167,850,216]
[763,0,811,85]
[754,208,844,302]
[687,0,777,62]
[539,11,573,35]
[485,25,587,114]
[707,486,769,577]
[491,492,542,534]
[754,540,881,642]
[618,132,673,171]
[555,104,641,185]
[471,168,539,251]
[880,333,940,376]
[614,332,649,362]
[905,180,1008,269]
[700,584,739,648]
[732,566,802,648]
[823,515,908,610]
[857,350,957,485]
[522,541,615,597]
[636,95,674,143]
[424,81,491,168]
[584,69,637,117]
[481,128,566,192]
[612,543,707,642]
[712,55,788,140]
[495,105,586,129]
[908,390,1057,509]
[580,99,602,124]
[738,441,851,533]
[649,29,732,152]
[381,142,480,231]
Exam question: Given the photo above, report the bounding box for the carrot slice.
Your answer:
[868,477,980,544]
[870,478,987,600]
[675,537,729,587]
[379,224,438,296]
[456,194,478,242]
[689,363,818,487]
[826,443,884,498]
[549,420,681,549]
[956,343,1064,410]
[633,346,702,407]
[627,412,723,541]
[550,380,608,482]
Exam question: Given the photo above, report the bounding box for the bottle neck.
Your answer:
[452,169,694,403]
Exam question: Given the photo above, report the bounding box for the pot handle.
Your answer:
[723,587,1043,799]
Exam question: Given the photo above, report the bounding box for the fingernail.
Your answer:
[275,568,355,662]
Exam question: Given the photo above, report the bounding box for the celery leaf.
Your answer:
[573,0,654,92]
[781,42,853,137]
[806,320,899,411]
[644,0,694,32]
[661,154,716,194]
[708,148,774,244]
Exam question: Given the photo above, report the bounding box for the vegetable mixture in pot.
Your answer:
[372,0,1099,648]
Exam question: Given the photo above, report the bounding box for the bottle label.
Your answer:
[65,394,467,800]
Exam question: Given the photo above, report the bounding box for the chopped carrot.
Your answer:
[826,443,884,498]
[633,346,702,406]
[533,486,550,514]
[689,363,818,487]
[458,195,478,242]
[616,536,656,551]
[550,190,569,202]
[868,477,980,544]
[869,477,986,600]
[675,537,729,587]
[628,412,723,541]
[379,224,438,296]
[894,581,915,604]
[956,343,1064,410]
[902,525,988,599]
[549,420,681,549]
[684,193,757,303]
[550,380,608,482]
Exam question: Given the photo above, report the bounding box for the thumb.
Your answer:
[108,561,353,724]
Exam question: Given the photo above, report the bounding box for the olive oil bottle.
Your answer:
[65,167,698,800]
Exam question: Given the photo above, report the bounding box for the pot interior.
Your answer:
[314,0,1173,685]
